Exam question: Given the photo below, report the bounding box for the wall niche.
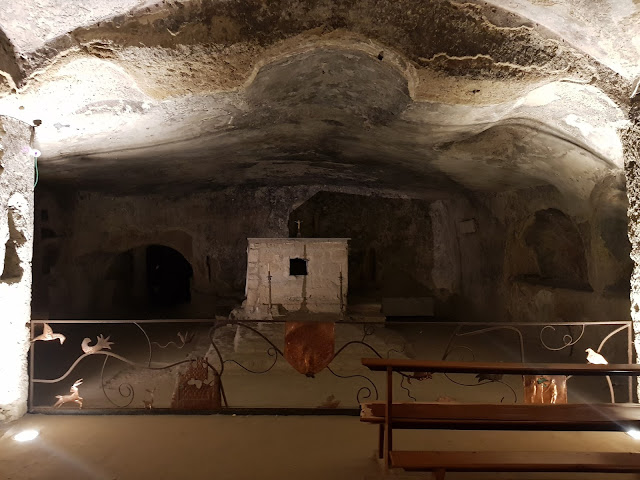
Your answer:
[1,209,26,283]
[521,208,591,291]
[97,244,193,318]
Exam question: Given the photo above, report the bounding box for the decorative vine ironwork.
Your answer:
[440,321,633,404]
[540,324,586,352]
[29,319,634,412]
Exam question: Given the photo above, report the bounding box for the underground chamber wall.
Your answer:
[99,245,193,318]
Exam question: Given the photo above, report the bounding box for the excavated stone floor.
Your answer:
[1,414,640,480]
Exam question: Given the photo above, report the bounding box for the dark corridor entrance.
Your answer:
[146,245,192,307]
[102,244,194,318]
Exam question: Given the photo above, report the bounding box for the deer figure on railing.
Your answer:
[53,379,83,409]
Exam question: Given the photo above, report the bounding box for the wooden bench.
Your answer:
[361,358,640,479]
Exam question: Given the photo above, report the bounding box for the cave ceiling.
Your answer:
[0,0,637,200]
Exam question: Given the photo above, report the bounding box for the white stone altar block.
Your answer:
[242,238,349,319]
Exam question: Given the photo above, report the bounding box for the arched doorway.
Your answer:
[104,244,193,318]
[146,244,192,307]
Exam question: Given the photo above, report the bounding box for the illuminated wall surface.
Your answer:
[0,116,34,422]
[625,114,640,382]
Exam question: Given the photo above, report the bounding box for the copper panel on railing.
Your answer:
[523,375,568,404]
[284,321,335,377]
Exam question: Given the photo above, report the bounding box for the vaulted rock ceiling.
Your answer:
[0,0,637,199]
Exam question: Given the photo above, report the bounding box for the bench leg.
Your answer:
[432,468,446,480]
[378,424,384,459]
[384,366,393,470]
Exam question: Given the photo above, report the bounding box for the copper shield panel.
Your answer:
[284,321,335,377]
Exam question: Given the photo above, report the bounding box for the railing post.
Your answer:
[384,365,393,469]
[28,320,35,412]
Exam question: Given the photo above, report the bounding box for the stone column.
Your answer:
[0,115,34,422]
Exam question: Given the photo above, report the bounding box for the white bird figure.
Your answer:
[81,334,114,354]
[32,323,66,344]
[586,348,608,365]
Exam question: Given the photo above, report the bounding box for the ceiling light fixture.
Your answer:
[21,146,41,157]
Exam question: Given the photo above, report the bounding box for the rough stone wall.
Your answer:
[453,196,507,322]
[287,191,503,320]
[34,186,507,322]
[33,185,325,319]
[0,115,34,422]
[483,180,631,323]
[33,180,630,325]
[624,105,640,369]
[288,192,437,299]
[4,0,624,97]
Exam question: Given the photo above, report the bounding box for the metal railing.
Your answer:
[28,319,634,414]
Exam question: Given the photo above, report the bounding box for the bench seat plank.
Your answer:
[362,358,640,376]
[361,402,640,431]
[390,451,640,473]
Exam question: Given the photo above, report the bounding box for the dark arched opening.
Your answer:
[146,244,192,306]
[523,208,591,291]
[104,244,193,318]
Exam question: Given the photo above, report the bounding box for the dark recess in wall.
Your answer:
[147,244,193,306]
[1,209,25,283]
[288,191,435,300]
[523,208,591,291]
[100,244,194,318]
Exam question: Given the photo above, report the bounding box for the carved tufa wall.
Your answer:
[624,105,640,389]
[0,115,34,422]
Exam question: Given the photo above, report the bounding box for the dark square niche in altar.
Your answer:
[289,258,308,276]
